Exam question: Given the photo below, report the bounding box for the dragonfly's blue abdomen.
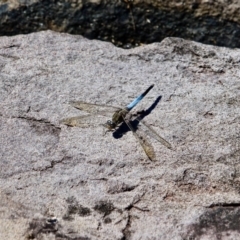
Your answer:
[126,84,154,110]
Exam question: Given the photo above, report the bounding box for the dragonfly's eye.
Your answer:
[105,120,116,129]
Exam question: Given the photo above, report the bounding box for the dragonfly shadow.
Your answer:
[112,96,162,139]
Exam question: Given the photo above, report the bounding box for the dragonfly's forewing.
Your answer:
[123,118,156,161]
[60,114,105,128]
[61,102,121,127]
[137,118,173,150]
[70,101,120,116]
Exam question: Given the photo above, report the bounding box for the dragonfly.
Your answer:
[61,84,172,160]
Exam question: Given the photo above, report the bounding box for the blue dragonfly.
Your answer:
[61,85,172,160]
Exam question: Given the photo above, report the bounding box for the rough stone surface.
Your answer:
[0,30,240,239]
[1,0,240,48]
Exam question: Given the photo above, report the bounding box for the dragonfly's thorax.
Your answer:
[103,108,129,130]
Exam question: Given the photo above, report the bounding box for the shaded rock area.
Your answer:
[1,0,240,48]
[0,30,240,239]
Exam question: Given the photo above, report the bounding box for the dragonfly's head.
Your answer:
[103,120,117,130]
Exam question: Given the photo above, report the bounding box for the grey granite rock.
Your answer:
[1,0,240,48]
[0,31,240,239]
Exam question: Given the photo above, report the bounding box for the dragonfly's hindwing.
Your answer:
[137,119,173,150]
[123,118,156,161]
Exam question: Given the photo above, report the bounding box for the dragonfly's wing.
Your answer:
[123,118,156,161]
[70,101,120,117]
[61,102,121,127]
[60,114,105,128]
[136,118,173,150]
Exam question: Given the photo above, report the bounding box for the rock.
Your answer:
[1,0,240,48]
[0,30,240,239]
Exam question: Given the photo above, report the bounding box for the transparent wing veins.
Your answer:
[60,113,105,127]
[136,117,173,150]
[122,117,156,161]
[61,101,121,127]
[70,101,120,115]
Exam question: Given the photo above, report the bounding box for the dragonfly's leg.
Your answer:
[102,128,114,136]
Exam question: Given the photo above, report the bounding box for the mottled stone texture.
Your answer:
[0,31,240,239]
[1,0,240,48]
